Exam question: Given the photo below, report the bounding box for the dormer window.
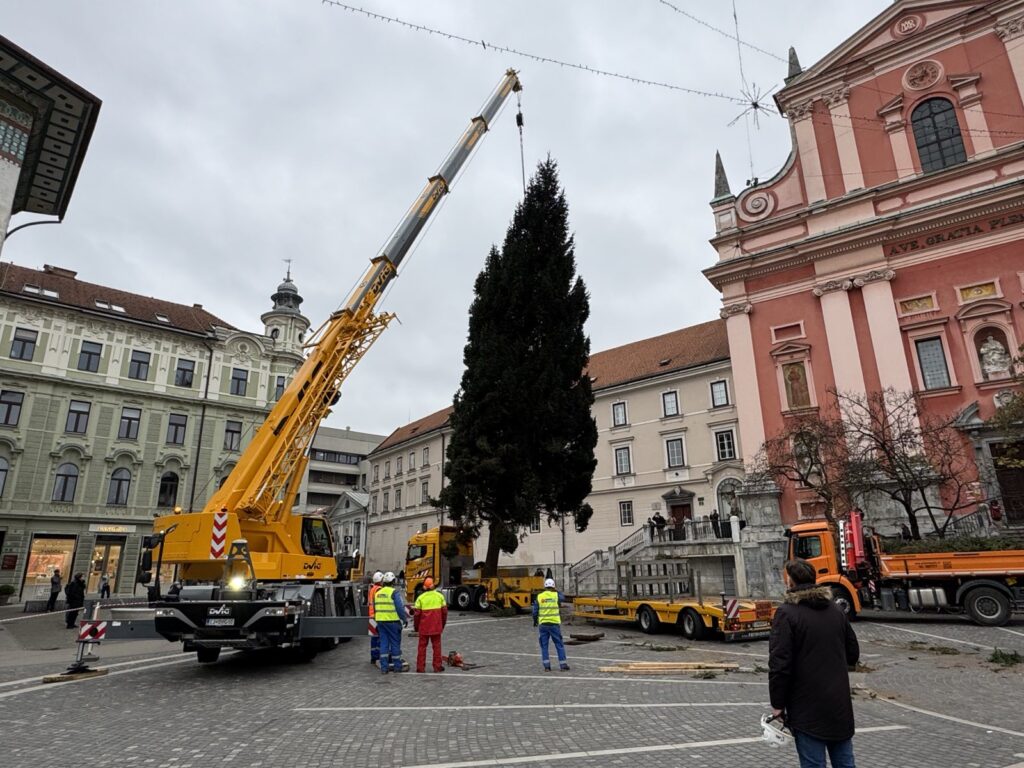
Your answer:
[911,98,967,172]
[155,313,170,323]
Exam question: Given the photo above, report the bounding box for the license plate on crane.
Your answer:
[205,618,235,627]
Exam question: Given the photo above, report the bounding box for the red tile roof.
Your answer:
[372,405,453,454]
[586,318,729,391]
[372,320,730,453]
[0,262,235,334]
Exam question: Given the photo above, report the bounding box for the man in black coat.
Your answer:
[64,573,86,629]
[769,558,859,768]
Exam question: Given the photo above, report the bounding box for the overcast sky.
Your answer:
[5,1,889,437]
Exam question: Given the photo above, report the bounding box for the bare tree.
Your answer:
[838,388,979,539]
[748,407,851,523]
[987,344,1024,470]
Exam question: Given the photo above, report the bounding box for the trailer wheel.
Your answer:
[472,585,490,612]
[679,608,706,641]
[965,587,1011,626]
[196,646,221,664]
[637,605,661,634]
[831,587,857,620]
[453,586,473,611]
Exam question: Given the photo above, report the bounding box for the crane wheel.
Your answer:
[453,586,473,611]
[472,585,490,612]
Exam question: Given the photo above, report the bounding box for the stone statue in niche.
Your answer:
[979,334,1013,379]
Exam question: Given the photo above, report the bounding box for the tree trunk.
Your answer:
[483,528,502,577]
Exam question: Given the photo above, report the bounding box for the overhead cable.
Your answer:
[656,0,786,63]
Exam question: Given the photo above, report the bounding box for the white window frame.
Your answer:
[614,445,633,476]
[661,391,679,418]
[710,380,730,408]
[394,487,402,509]
[611,401,628,428]
[396,456,403,475]
[383,491,389,512]
[905,324,958,391]
[373,464,379,482]
[409,452,416,471]
[421,480,429,504]
[529,512,541,533]
[665,437,686,468]
[422,447,430,466]
[715,429,737,462]
[619,500,634,526]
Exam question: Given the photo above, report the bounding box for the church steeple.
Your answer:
[261,264,310,356]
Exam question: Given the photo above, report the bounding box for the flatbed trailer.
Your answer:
[571,558,775,641]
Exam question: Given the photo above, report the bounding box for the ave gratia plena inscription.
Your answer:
[886,211,1024,256]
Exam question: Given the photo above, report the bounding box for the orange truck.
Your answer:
[788,512,1024,626]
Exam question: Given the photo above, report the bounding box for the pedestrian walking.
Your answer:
[64,573,86,629]
[652,511,667,541]
[413,577,448,673]
[769,558,860,768]
[46,568,62,612]
[533,578,570,672]
[374,571,408,674]
[367,571,384,666]
[99,573,111,599]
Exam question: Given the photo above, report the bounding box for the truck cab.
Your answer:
[404,525,474,599]
[787,520,862,616]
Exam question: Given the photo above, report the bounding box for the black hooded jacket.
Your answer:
[768,584,860,741]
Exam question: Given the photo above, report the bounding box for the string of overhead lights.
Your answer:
[320,0,749,104]
[656,0,786,63]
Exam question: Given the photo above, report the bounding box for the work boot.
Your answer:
[381,668,389,675]
[560,664,571,671]
[543,665,552,672]
[434,667,445,673]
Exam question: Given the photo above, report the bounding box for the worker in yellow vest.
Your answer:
[532,578,570,671]
[367,571,384,666]
[374,571,409,674]
[413,577,448,673]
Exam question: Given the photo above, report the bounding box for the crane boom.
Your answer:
[151,70,521,587]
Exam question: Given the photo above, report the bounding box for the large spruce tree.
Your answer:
[439,158,597,575]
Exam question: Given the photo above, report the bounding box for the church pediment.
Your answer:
[954,298,1014,321]
[783,1,990,95]
[770,342,812,358]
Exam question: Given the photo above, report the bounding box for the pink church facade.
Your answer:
[705,0,1024,527]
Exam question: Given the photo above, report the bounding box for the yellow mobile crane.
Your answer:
[139,70,522,663]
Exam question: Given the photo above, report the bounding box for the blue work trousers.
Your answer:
[369,630,380,662]
[378,621,404,671]
[793,730,856,768]
[538,623,567,668]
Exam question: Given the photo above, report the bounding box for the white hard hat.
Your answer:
[544,578,556,588]
[759,714,792,747]
[372,571,384,584]
[383,571,396,584]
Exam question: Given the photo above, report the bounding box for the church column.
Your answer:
[813,280,866,395]
[789,100,827,203]
[0,102,34,255]
[823,86,864,193]
[996,14,1024,106]
[721,302,764,464]
[854,270,914,394]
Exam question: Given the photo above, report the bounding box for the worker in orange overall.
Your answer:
[413,577,448,673]
[367,571,384,666]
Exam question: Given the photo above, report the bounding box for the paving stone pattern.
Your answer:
[0,611,1022,767]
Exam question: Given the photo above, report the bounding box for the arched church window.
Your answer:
[911,98,967,172]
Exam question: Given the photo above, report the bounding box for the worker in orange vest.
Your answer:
[367,571,384,666]
[413,577,448,673]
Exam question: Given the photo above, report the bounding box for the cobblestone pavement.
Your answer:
[1,610,1023,768]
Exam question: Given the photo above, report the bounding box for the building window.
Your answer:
[662,391,679,417]
[619,500,634,526]
[373,464,379,482]
[65,400,91,434]
[396,456,403,475]
[118,407,142,440]
[0,457,7,498]
[371,494,378,514]
[612,401,628,427]
[422,447,429,466]
[915,337,951,390]
[384,461,391,479]
[52,462,79,502]
[394,487,402,509]
[614,446,632,475]
[224,420,242,451]
[157,471,179,508]
[383,492,389,512]
[10,327,37,361]
[666,438,685,468]
[230,368,248,396]
[911,98,967,173]
[715,430,737,461]
[106,468,131,506]
[166,413,187,445]
[710,380,730,407]
[782,362,812,409]
[274,375,286,400]
[530,512,541,533]
[128,350,150,380]
[421,480,429,504]
[0,390,23,427]
[78,341,102,372]
[175,359,195,388]
[409,452,416,471]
